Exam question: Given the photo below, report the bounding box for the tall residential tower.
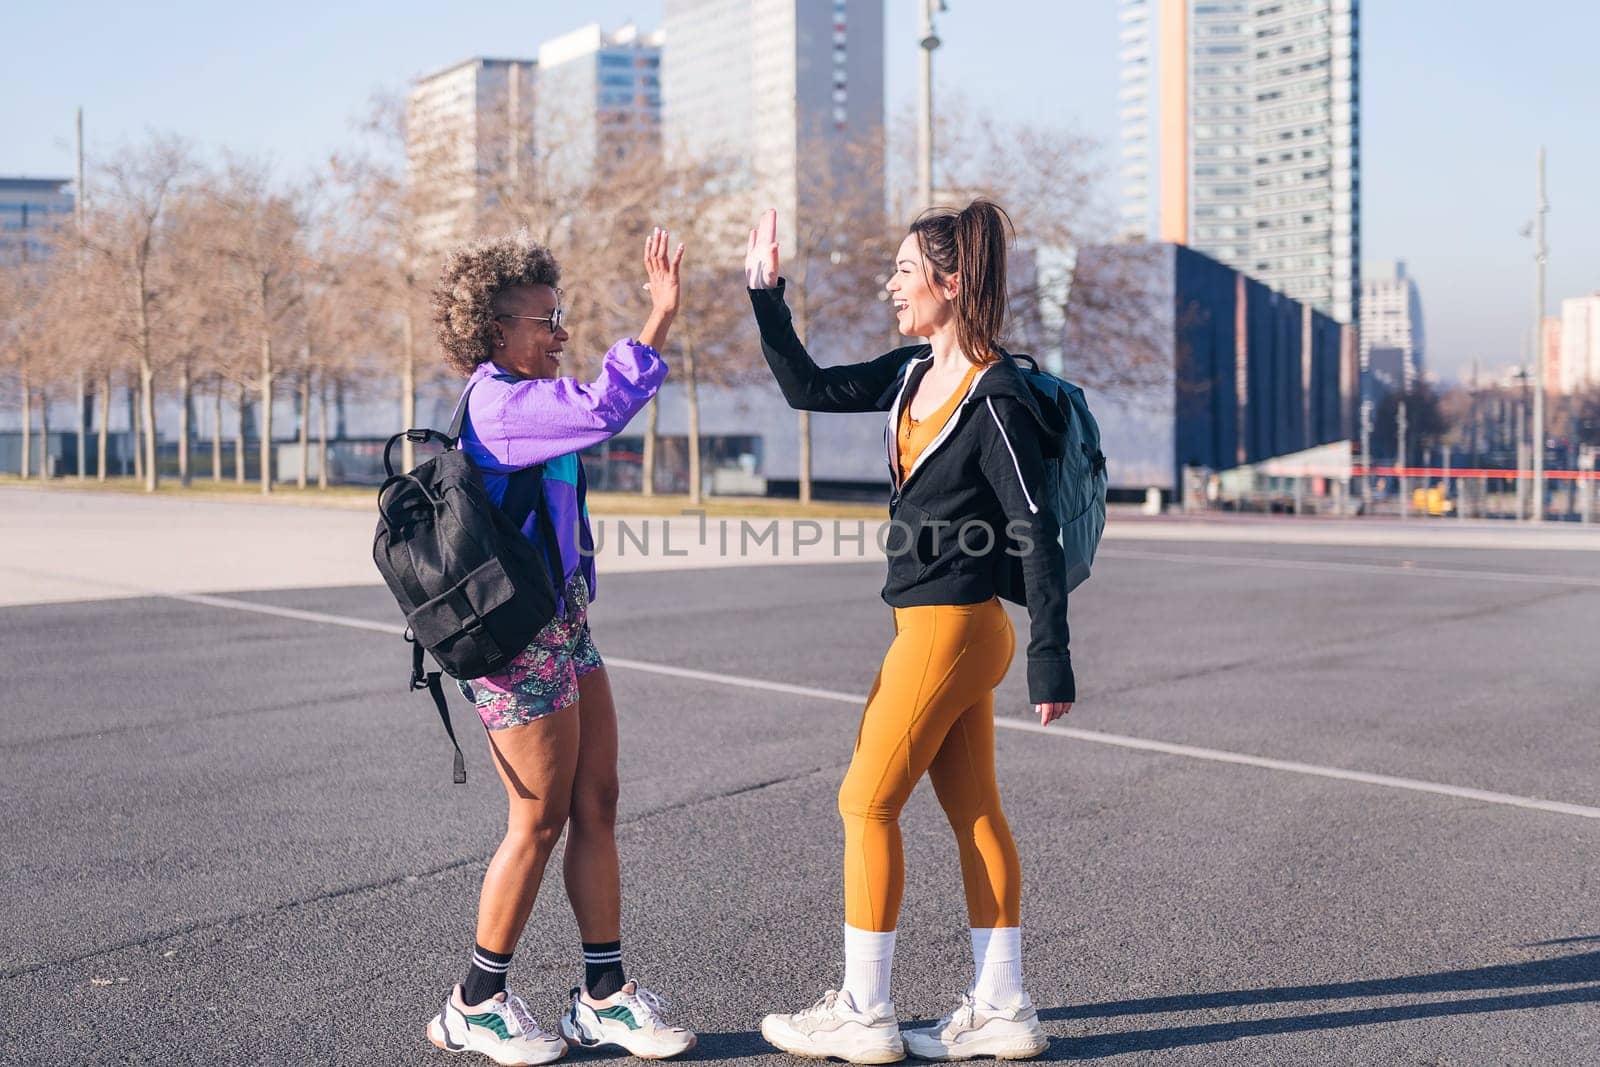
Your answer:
[535,23,664,189]
[1118,0,1360,325]
[407,57,537,251]
[662,0,885,249]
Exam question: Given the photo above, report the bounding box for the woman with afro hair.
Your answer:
[424,227,696,1065]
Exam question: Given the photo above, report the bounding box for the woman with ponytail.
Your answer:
[744,201,1072,1063]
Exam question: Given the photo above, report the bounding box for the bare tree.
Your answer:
[775,125,893,504]
[294,192,367,490]
[205,160,307,493]
[81,135,194,491]
[333,95,460,473]
[886,99,1168,397]
[0,255,56,477]
[657,160,776,504]
[161,191,225,486]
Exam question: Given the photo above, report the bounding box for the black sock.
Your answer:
[463,943,513,1006]
[583,940,625,1000]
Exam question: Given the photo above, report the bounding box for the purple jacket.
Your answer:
[457,338,668,614]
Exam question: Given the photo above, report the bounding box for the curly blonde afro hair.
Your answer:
[432,231,562,376]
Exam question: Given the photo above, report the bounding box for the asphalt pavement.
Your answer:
[2,516,1598,1064]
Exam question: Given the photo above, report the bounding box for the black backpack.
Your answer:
[373,381,565,783]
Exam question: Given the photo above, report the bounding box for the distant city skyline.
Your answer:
[4,0,1598,383]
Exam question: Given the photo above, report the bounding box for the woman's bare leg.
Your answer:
[565,666,621,942]
[473,702,582,953]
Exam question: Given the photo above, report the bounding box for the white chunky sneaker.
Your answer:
[559,980,697,1059]
[427,984,568,1066]
[760,988,906,1064]
[902,992,1048,1061]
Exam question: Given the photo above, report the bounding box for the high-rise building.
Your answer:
[1559,295,1600,395]
[1360,260,1424,392]
[1187,1,1252,267]
[662,0,885,250]
[1250,0,1360,325]
[0,177,74,263]
[1117,0,1156,240]
[407,57,537,251]
[1117,0,1360,325]
[535,24,663,190]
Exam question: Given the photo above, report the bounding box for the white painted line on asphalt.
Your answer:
[602,657,875,705]
[996,719,1600,820]
[165,592,406,635]
[167,591,1600,822]
[1099,548,1600,589]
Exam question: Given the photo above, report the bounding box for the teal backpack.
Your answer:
[1000,353,1108,593]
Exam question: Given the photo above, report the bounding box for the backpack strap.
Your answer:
[447,378,479,441]
[408,629,467,784]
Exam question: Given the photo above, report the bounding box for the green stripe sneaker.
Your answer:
[559,981,697,1059]
[428,983,568,1066]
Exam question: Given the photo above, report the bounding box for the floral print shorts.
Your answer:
[460,573,603,731]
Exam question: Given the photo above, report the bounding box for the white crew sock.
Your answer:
[842,924,896,1016]
[971,926,1024,1007]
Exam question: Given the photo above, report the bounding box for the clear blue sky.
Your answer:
[6,1,1597,383]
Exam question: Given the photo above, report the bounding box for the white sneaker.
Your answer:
[427,984,569,1066]
[902,992,1048,1061]
[559,980,697,1059]
[761,988,906,1064]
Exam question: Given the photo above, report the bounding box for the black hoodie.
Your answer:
[750,282,1074,704]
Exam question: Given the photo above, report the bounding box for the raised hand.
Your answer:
[639,226,684,352]
[744,208,779,289]
[644,226,685,319]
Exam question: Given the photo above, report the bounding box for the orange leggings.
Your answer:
[837,597,1021,932]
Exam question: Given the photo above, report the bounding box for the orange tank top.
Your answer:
[897,361,981,483]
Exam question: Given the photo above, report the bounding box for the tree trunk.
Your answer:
[297,352,311,490]
[130,379,142,482]
[684,334,702,506]
[38,389,50,479]
[76,370,87,481]
[641,396,658,497]
[19,362,31,479]
[797,410,813,506]
[136,281,158,490]
[400,310,417,472]
[259,288,274,495]
[139,360,158,492]
[97,372,110,481]
[317,372,329,490]
[235,383,248,484]
[178,361,192,487]
[212,377,223,481]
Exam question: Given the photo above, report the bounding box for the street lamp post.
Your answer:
[1531,147,1549,522]
[917,0,945,214]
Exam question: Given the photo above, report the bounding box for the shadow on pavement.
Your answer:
[685,1028,773,1062]
[1041,947,1600,1059]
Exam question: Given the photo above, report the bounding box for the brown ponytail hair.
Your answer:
[908,198,1013,364]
